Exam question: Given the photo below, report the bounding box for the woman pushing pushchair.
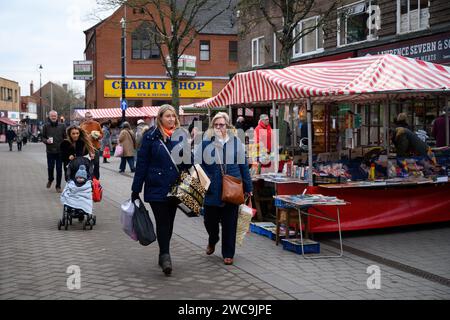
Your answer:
[58,125,97,230]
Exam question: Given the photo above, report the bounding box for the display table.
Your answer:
[251,174,307,221]
[274,194,348,259]
[306,180,450,233]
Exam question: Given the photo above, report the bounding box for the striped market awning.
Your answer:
[73,106,186,120]
[184,54,450,108]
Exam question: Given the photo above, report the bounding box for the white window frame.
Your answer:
[292,16,324,58]
[337,0,379,47]
[251,36,265,67]
[396,0,430,34]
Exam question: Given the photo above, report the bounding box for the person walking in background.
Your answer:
[135,119,149,151]
[60,125,95,181]
[118,122,136,173]
[195,112,252,266]
[131,105,191,276]
[6,127,16,151]
[432,111,450,147]
[81,111,103,179]
[101,120,112,163]
[235,116,245,131]
[16,126,24,151]
[42,110,66,193]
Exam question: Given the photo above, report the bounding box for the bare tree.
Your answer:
[96,0,234,113]
[238,0,340,66]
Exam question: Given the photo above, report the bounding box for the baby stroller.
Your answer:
[58,157,97,230]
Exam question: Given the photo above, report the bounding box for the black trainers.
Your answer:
[158,254,172,276]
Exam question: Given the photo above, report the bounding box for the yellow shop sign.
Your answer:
[104,80,212,98]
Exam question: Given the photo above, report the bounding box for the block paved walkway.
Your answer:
[0,143,449,300]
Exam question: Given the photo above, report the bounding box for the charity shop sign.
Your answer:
[104,79,212,98]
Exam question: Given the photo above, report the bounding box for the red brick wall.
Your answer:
[86,7,237,108]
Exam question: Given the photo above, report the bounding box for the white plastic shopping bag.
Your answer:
[120,199,138,241]
[236,198,254,246]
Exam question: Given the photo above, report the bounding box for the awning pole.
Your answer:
[228,105,232,121]
[272,101,279,173]
[445,96,449,146]
[307,98,313,187]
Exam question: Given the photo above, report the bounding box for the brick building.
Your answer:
[84,3,238,109]
[0,77,20,120]
[236,0,450,151]
[238,0,450,70]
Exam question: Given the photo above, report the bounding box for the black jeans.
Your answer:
[119,156,135,172]
[47,152,62,188]
[17,141,22,151]
[149,201,178,255]
[203,203,239,259]
[8,140,13,151]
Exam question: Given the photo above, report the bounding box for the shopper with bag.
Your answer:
[130,104,191,276]
[101,121,112,163]
[118,122,136,173]
[194,112,253,265]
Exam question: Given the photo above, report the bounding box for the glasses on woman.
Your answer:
[214,123,226,128]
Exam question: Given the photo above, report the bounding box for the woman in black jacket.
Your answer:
[131,104,191,276]
[60,125,94,181]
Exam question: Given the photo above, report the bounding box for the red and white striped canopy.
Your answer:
[73,106,186,120]
[184,54,450,108]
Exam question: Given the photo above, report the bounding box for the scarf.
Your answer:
[162,126,175,138]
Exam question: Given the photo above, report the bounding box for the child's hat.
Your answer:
[75,165,88,180]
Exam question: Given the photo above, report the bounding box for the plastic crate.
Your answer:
[281,238,320,254]
[250,222,276,236]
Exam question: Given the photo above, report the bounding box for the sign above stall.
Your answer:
[358,32,450,64]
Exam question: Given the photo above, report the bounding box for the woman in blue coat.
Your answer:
[195,112,252,265]
[131,104,190,276]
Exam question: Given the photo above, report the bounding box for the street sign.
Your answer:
[121,99,128,111]
[73,61,93,80]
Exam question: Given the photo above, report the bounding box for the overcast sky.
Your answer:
[0,0,115,96]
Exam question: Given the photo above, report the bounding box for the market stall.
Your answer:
[183,54,450,232]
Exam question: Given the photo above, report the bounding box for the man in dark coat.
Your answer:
[6,127,16,151]
[42,110,66,192]
[392,126,429,157]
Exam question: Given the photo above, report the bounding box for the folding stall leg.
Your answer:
[297,207,343,259]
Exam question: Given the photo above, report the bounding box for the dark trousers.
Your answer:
[119,156,135,172]
[17,141,22,151]
[93,149,100,179]
[8,140,13,151]
[149,201,178,255]
[204,203,239,259]
[47,153,62,188]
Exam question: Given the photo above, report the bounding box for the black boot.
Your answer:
[158,253,172,276]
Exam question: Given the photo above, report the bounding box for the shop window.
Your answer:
[251,36,265,67]
[229,41,237,62]
[337,0,379,47]
[132,22,160,60]
[200,40,210,61]
[128,100,143,108]
[398,0,429,34]
[293,16,324,57]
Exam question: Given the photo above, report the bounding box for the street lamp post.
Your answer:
[120,17,126,124]
[38,64,43,122]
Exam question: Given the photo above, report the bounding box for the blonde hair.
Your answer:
[207,112,235,137]
[156,104,180,140]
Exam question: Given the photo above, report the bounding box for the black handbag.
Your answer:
[160,139,205,217]
[132,199,156,246]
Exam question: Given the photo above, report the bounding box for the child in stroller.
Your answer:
[58,157,97,230]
